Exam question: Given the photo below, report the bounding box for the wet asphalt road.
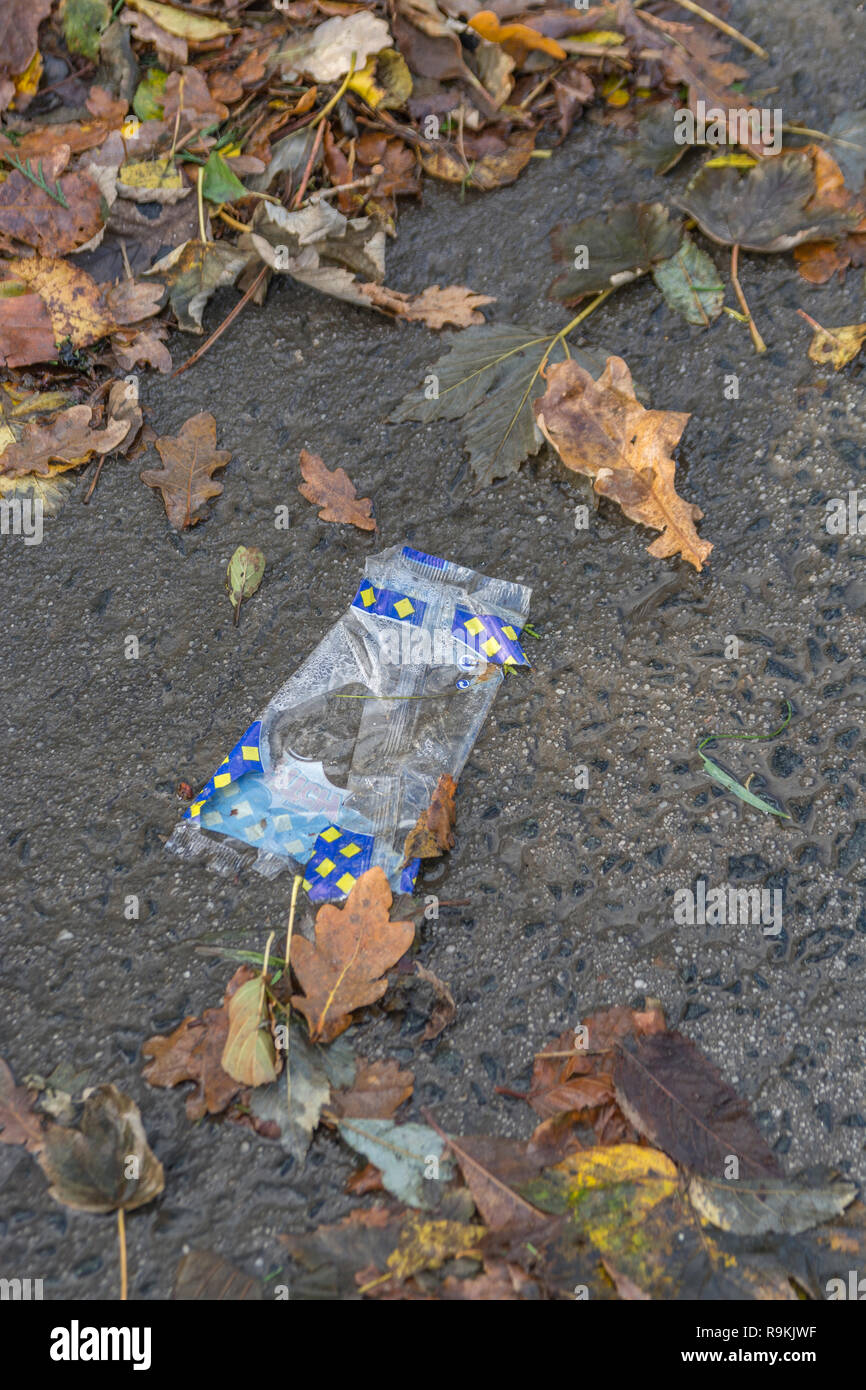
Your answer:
[1,0,865,1299]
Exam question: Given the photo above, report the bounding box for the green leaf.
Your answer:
[226,544,265,623]
[652,235,724,327]
[549,202,683,302]
[337,1118,456,1208]
[133,68,168,124]
[62,0,111,63]
[201,150,249,205]
[390,321,607,487]
[248,1026,355,1161]
[689,1174,858,1237]
[700,755,789,817]
[678,152,858,252]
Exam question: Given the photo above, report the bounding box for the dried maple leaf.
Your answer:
[402,774,457,862]
[0,1056,44,1152]
[359,282,494,329]
[141,966,254,1120]
[534,356,712,572]
[800,314,866,370]
[290,867,415,1043]
[298,448,376,530]
[141,411,231,528]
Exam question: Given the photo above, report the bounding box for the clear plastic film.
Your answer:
[168,545,532,900]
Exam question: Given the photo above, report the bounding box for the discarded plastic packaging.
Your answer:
[168,545,532,901]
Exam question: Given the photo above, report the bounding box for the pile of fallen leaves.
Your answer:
[3,863,864,1299]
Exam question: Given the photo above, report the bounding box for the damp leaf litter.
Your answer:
[2,0,866,1307]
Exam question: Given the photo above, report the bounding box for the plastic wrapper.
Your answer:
[168,545,532,900]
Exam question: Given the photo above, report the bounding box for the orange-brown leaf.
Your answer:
[141,966,253,1120]
[402,774,457,863]
[298,447,375,530]
[534,356,712,572]
[290,867,414,1042]
[141,411,231,528]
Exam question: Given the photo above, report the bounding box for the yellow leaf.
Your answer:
[125,0,231,41]
[12,51,43,105]
[384,1213,486,1283]
[805,319,866,370]
[570,29,625,45]
[9,256,115,350]
[220,977,279,1087]
[704,152,758,169]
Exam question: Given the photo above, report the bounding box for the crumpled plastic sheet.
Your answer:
[168,545,532,901]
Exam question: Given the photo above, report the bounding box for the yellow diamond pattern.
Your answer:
[464,616,483,635]
[394,597,414,618]
[502,625,517,640]
[316,857,336,876]
[340,841,361,857]
[213,772,232,788]
[321,826,341,842]
[360,586,375,607]
[482,636,501,656]
[337,872,356,893]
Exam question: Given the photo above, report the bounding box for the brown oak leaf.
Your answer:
[331,1058,414,1119]
[290,868,415,1043]
[141,411,231,528]
[0,403,133,477]
[141,966,254,1120]
[298,448,375,530]
[534,356,712,572]
[359,282,494,329]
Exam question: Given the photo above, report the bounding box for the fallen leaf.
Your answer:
[534,356,712,571]
[0,0,52,80]
[0,150,106,255]
[803,316,866,370]
[111,326,172,373]
[121,8,188,67]
[104,278,165,325]
[116,159,189,204]
[613,1029,782,1178]
[201,150,248,205]
[298,448,376,531]
[162,65,229,137]
[337,1117,455,1207]
[0,1057,44,1152]
[436,1130,547,1232]
[245,1026,355,1159]
[390,321,607,487]
[0,403,132,477]
[146,238,249,333]
[290,866,414,1042]
[9,255,115,349]
[383,1210,485,1283]
[402,774,457,861]
[550,202,683,302]
[678,151,859,252]
[414,962,456,1041]
[0,284,55,367]
[331,1058,414,1119]
[38,1085,164,1214]
[221,975,280,1088]
[688,1173,857,1236]
[468,10,566,61]
[279,13,392,82]
[173,1250,263,1300]
[140,411,231,528]
[359,281,493,328]
[652,235,724,326]
[126,0,230,43]
[827,108,866,191]
[226,544,266,624]
[420,129,535,191]
[141,966,254,1120]
[63,0,111,62]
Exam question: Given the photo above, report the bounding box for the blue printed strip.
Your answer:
[352,581,427,626]
[402,546,446,569]
[452,608,529,666]
[186,720,263,819]
[303,824,375,902]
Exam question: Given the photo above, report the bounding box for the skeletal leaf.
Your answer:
[38,1085,164,1214]
[226,545,265,624]
[140,411,231,528]
[390,321,607,487]
[550,202,683,302]
[652,236,724,326]
[298,448,375,531]
[534,356,712,571]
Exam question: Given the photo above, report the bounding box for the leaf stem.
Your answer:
[118,1208,128,1301]
[730,244,766,353]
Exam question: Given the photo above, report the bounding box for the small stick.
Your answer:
[730,243,766,354]
[172,264,268,377]
[83,454,106,504]
[196,165,207,244]
[290,122,325,209]
[117,1208,128,1301]
[797,308,843,345]
[639,0,768,59]
[299,167,382,208]
[284,874,302,1132]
